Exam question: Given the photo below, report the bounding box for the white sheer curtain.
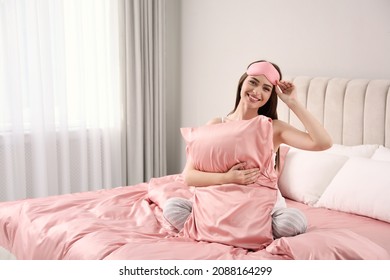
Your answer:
[0,0,123,201]
[120,0,166,185]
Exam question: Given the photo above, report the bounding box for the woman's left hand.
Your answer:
[275,80,297,105]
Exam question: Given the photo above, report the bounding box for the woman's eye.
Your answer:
[249,80,257,85]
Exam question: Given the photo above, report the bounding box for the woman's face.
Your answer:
[240,75,273,108]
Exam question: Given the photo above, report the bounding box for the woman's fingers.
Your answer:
[228,164,261,184]
[230,162,246,171]
[240,168,260,184]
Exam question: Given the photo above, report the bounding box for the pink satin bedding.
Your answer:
[0,174,389,260]
[286,199,390,256]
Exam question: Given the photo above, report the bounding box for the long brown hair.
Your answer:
[230,59,283,169]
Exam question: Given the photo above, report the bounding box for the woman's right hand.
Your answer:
[275,80,297,107]
[225,162,260,185]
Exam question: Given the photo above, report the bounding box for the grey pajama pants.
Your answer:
[163,197,307,239]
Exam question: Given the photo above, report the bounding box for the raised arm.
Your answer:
[273,81,333,151]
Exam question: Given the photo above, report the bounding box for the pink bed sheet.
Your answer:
[0,174,389,260]
[285,199,390,257]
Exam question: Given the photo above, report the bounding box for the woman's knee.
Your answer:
[163,197,193,231]
[272,207,307,239]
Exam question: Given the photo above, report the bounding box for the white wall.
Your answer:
[166,0,390,174]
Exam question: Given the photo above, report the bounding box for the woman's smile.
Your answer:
[247,92,261,103]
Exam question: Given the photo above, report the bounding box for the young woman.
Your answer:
[164,60,333,239]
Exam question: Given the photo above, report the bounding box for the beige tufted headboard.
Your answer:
[277,77,390,148]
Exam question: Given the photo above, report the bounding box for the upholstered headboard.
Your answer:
[278,77,390,148]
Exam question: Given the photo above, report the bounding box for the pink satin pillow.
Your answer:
[180,116,278,188]
[180,116,279,249]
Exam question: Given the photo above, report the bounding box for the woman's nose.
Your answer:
[253,89,262,101]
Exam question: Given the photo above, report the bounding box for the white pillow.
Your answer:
[371,145,390,162]
[315,157,390,223]
[278,148,349,205]
[325,144,379,158]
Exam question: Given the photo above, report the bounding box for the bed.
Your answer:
[1,76,390,260]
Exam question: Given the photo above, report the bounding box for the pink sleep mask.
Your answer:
[246,61,280,85]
